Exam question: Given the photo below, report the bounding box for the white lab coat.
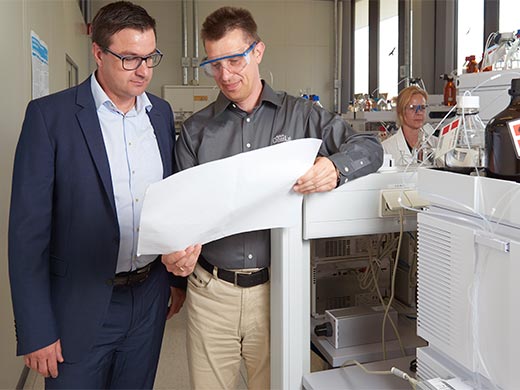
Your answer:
[382,127,437,167]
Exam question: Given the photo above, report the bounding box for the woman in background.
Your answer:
[383,86,434,166]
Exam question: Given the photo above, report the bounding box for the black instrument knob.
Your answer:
[314,322,333,337]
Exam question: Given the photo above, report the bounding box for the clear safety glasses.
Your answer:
[406,104,428,114]
[199,42,257,77]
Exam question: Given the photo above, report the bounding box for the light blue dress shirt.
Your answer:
[91,74,163,273]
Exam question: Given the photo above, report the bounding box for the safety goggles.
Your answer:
[406,104,428,113]
[199,42,257,77]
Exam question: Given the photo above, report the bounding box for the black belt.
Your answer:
[108,257,159,287]
[198,256,269,288]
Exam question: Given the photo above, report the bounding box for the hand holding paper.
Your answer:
[161,244,202,277]
[293,156,339,194]
[137,138,322,255]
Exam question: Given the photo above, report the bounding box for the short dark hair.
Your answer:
[201,6,260,44]
[91,1,157,49]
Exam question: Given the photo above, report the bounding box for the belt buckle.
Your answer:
[233,270,253,287]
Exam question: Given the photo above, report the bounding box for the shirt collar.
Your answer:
[213,80,283,117]
[90,72,152,114]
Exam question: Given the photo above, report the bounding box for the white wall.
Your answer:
[93,0,337,110]
[0,1,91,387]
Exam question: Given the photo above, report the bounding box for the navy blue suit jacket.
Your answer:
[9,76,178,362]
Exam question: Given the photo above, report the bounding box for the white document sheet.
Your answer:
[137,138,322,255]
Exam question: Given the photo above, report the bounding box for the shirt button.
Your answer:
[135,198,139,202]
[132,170,135,174]
[248,254,253,259]
[246,118,251,123]
[128,142,132,146]
[246,143,251,148]
[232,104,237,108]
[344,166,349,172]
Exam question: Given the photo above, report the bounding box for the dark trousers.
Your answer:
[46,264,170,389]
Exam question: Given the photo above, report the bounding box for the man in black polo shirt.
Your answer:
[162,6,383,389]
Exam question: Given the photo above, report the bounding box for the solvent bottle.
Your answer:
[485,78,520,182]
[464,55,479,73]
[443,74,457,106]
[445,95,486,173]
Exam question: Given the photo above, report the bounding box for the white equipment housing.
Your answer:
[456,70,519,123]
[416,168,520,389]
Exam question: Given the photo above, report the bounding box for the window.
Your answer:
[457,0,484,73]
[354,0,369,95]
[378,0,398,99]
[499,0,519,33]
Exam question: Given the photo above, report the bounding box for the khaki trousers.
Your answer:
[186,263,270,390]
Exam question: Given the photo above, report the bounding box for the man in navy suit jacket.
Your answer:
[8,2,200,388]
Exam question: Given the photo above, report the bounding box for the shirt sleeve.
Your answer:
[307,105,384,185]
[175,122,198,172]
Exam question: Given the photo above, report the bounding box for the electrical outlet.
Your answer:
[379,189,430,217]
[403,189,429,209]
[379,189,411,217]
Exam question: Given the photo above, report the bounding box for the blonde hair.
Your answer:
[396,86,428,127]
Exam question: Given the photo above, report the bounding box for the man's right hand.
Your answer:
[162,244,202,277]
[24,339,64,378]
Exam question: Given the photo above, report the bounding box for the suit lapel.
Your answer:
[75,77,117,217]
[147,104,173,178]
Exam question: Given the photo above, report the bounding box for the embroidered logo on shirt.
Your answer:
[272,134,292,144]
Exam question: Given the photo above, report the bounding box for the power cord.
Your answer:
[341,359,418,389]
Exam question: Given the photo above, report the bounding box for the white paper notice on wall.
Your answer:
[30,31,49,99]
[137,138,322,255]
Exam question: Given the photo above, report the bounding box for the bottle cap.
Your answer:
[457,95,479,109]
[509,78,520,96]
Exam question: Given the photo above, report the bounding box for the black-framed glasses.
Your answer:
[406,104,428,113]
[104,47,163,70]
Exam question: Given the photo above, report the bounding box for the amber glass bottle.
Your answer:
[465,55,479,73]
[443,75,456,106]
[485,78,520,182]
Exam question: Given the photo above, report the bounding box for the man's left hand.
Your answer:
[166,286,186,320]
[293,156,339,194]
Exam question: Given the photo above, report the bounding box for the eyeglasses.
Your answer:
[406,104,428,113]
[104,47,163,71]
[200,42,257,77]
